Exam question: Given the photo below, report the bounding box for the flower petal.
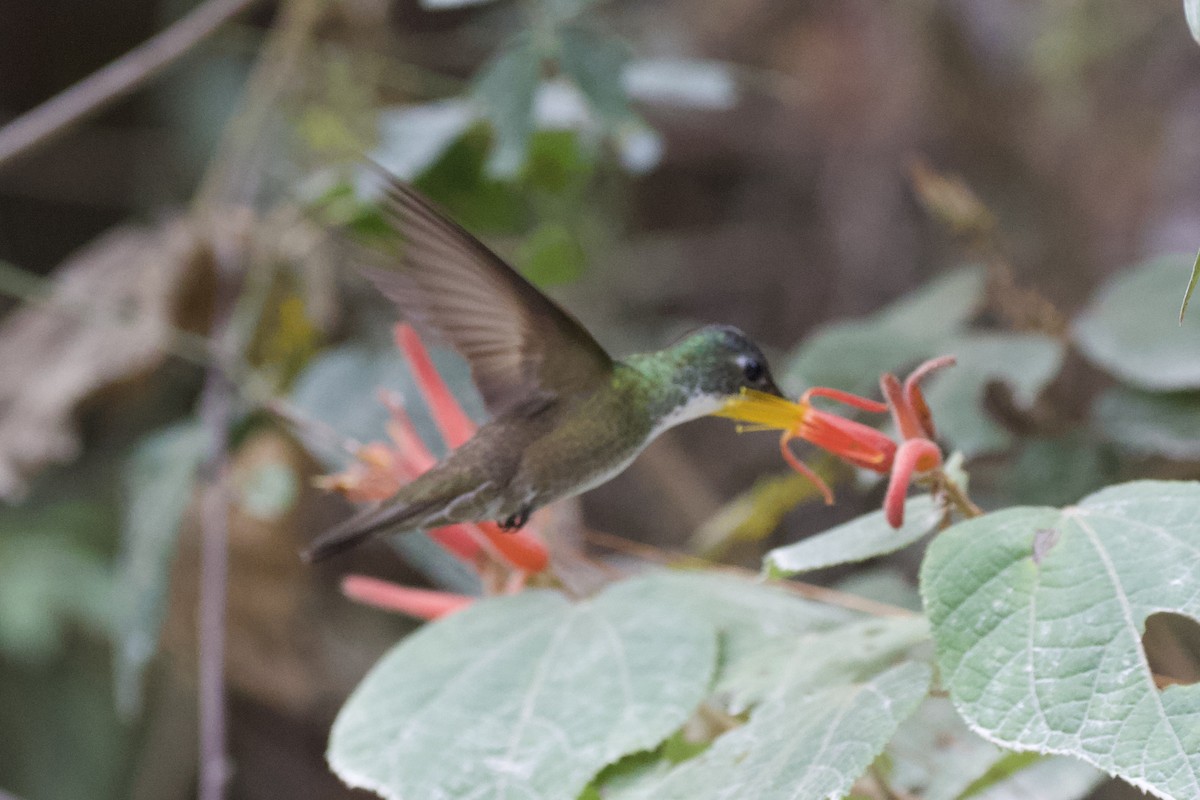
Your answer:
[780,434,835,504]
[341,575,473,619]
[476,520,550,573]
[883,438,942,528]
[394,324,477,448]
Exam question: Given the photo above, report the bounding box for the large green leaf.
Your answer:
[920,332,1065,457]
[474,37,543,177]
[783,265,984,396]
[557,27,633,125]
[715,615,931,713]
[620,661,931,800]
[328,579,718,800]
[764,495,942,578]
[615,571,855,681]
[113,420,208,714]
[885,697,1102,800]
[1092,386,1200,460]
[921,481,1200,800]
[997,435,1112,508]
[374,100,476,180]
[1073,254,1200,390]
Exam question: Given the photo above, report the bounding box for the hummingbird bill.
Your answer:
[303,172,784,562]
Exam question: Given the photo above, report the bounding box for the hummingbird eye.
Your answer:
[741,358,765,384]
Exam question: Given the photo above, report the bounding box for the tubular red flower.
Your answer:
[883,438,943,528]
[394,323,477,448]
[795,407,897,472]
[716,356,955,529]
[800,386,889,414]
[317,327,550,576]
[476,521,551,574]
[341,575,473,620]
[779,435,834,504]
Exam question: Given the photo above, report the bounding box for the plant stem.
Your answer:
[582,529,916,618]
[0,0,261,169]
[938,472,983,520]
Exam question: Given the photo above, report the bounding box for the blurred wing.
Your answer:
[362,174,613,415]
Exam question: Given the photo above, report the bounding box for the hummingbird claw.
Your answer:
[498,506,532,531]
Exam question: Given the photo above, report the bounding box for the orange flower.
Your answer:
[716,357,955,528]
[315,324,550,619]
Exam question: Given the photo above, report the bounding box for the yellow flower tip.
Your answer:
[713,389,810,431]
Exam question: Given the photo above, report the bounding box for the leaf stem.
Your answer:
[582,529,916,618]
[936,470,983,521]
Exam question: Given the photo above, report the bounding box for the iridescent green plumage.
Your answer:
[303,176,782,561]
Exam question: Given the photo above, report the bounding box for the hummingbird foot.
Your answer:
[498,506,532,531]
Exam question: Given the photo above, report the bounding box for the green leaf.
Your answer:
[413,127,528,234]
[920,480,1200,800]
[474,37,543,176]
[617,571,855,682]
[884,697,1102,800]
[622,59,737,110]
[0,639,134,800]
[764,496,943,578]
[1093,386,1200,460]
[959,752,1101,800]
[885,697,1009,800]
[783,265,985,395]
[518,222,586,286]
[113,421,208,715]
[0,511,113,662]
[1074,253,1200,390]
[997,435,1112,508]
[557,27,633,125]
[1186,0,1200,45]
[524,129,593,193]
[921,332,1065,457]
[621,661,931,800]
[374,99,476,181]
[717,616,931,713]
[835,567,923,612]
[328,578,718,800]
[691,470,828,558]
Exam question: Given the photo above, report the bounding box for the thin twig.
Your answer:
[196,236,243,800]
[188,3,327,798]
[582,529,916,618]
[0,0,261,169]
[197,372,234,800]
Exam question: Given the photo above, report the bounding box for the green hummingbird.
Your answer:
[303,175,784,562]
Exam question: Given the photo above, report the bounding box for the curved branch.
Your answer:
[0,0,261,169]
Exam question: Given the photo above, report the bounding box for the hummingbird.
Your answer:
[303,174,784,562]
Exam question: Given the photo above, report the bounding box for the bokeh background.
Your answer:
[2,1,1199,798]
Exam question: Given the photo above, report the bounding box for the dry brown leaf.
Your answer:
[0,220,214,499]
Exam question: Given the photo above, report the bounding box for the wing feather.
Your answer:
[360,172,613,415]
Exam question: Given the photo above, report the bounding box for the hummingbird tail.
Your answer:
[301,498,442,562]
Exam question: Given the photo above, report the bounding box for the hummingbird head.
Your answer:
[667,324,785,402]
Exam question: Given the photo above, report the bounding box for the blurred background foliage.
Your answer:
[2,0,1200,798]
